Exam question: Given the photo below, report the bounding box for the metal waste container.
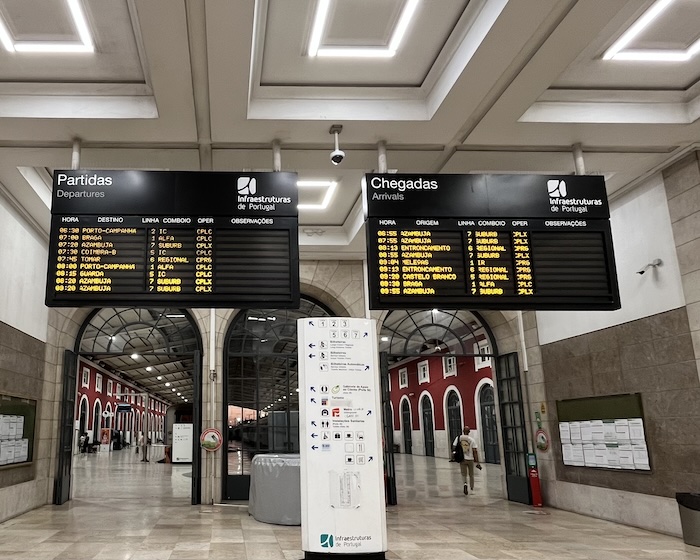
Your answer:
[248,454,301,525]
[677,493,700,547]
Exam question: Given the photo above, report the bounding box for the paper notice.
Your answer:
[562,443,574,465]
[590,420,604,443]
[569,422,582,443]
[606,445,621,469]
[559,422,571,444]
[580,421,593,444]
[628,418,646,444]
[603,421,616,442]
[619,444,634,469]
[571,444,585,466]
[614,419,630,442]
[594,443,608,467]
[632,444,650,470]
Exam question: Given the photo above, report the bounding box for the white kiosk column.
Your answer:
[298,317,387,559]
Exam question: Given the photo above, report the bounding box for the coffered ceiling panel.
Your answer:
[0,0,699,261]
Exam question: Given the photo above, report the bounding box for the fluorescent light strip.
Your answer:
[0,17,14,51]
[308,0,331,57]
[611,50,689,62]
[389,0,419,52]
[309,0,419,59]
[297,181,337,210]
[603,0,682,61]
[1,0,94,53]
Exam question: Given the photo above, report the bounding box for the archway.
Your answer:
[55,307,203,506]
[223,296,333,500]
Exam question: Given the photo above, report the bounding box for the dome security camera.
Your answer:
[330,149,345,165]
[329,124,345,166]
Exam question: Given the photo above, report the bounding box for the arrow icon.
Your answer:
[368,456,374,462]
[309,343,316,348]
[363,332,368,337]
[309,353,316,359]
[311,433,318,438]
[309,321,315,326]
[310,387,316,392]
[310,398,316,404]
[311,445,318,450]
[367,410,372,416]
[311,421,317,427]
[365,365,370,370]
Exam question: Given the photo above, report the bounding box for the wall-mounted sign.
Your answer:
[46,170,300,308]
[200,428,223,452]
[364,174,620,311]
[535,428,549,451]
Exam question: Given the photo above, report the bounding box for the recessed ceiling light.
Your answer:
[165,382,171,387]
[146,367,153,372]
[165,314,185,318]
[177,392,181,396]
[0,0,94,53]
[603,0,698,62]
[171,388,176,392]
[308,0,419,58]
[131,353,139,360]
[381,336,389,342]
[156,375,162,380]
[297,181,338,210]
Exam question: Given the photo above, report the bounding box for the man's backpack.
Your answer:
[452,440,464,463]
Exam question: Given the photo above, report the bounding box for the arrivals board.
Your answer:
[46,170,300,308]
[364,174,620,310]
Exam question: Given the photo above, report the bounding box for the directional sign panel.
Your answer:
[298,318,387,556]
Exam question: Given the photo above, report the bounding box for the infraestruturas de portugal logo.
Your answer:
[237,177,257,195]
[320,534,334,548]
[547,179,567,198]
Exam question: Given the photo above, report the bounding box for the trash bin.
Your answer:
[677,493,700,547]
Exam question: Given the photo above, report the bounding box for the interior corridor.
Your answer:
[0,452,697,560]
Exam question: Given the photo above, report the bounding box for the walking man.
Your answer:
[452,426,481,495]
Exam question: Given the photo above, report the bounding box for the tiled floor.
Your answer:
[0,450,698,559]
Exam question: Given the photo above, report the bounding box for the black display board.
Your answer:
[364,173,620,310]
[46,170,300,308]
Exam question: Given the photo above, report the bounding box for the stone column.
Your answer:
[662,152,700,382]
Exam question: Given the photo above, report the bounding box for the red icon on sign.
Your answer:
[332,408,340,417]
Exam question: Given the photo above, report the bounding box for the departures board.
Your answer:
[364,173,620,311]
[46,170,300,308]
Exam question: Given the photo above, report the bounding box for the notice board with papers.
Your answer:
[556,394,650,471]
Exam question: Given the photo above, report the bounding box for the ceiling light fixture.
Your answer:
[603,0,696,61]
[156,376,162,380]
[308,0,419,58]
[131,353,139,360]
[165,382,171,387]
[165,314,185,318]
[0,0,94,53]
[146,367,153,372]
[297,180,338,210]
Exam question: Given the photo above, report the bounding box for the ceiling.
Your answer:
[0,0,698,265]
